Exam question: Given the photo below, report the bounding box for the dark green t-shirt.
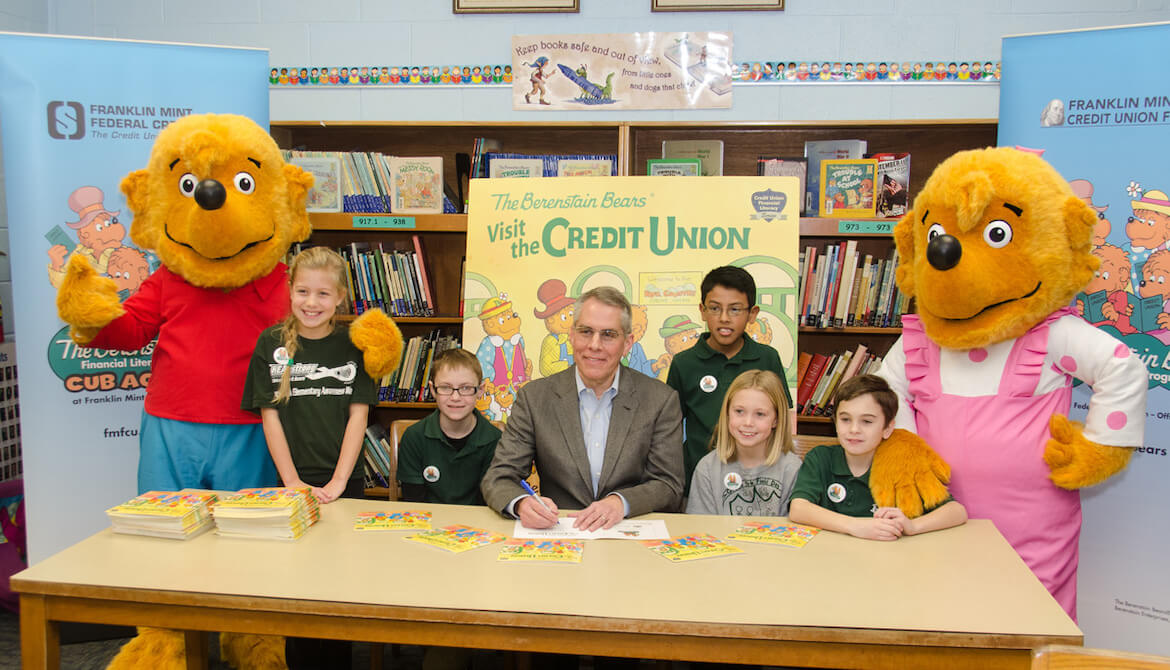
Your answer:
[242,325,377,483]
[790,444,877,518]
[665,333,792,494]
[397,410,501,505]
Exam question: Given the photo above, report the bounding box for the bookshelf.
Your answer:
[273,119,998,457]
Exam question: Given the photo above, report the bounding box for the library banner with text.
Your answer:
[463,176,799,422]
[0,33,268,562]
[1000,22,1170,654]
[512,32,732,110]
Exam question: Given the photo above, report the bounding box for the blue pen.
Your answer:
[520,480,555,515]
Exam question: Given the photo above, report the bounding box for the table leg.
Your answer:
[183,630,208,670]
[19,594,59,670]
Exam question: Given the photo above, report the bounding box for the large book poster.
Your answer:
[463,176,799,422]
[1000,22,1170,653]
[0,33,268,562]
[512,32,732,111]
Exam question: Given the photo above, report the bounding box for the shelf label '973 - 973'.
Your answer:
[837,219,895,234]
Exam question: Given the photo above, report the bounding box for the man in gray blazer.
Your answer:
[481,286,684,530]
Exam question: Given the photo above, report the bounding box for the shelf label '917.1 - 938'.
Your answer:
[837,219,894,234]
[352,216,416,229]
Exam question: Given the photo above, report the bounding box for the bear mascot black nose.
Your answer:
[194,179,226,210]
[927,234,962,271]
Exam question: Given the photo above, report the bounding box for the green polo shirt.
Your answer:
[790,444,876,517]
[396,410,501,505]
[666,333,793,494]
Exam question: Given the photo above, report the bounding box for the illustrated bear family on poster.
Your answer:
[462,177,799,421]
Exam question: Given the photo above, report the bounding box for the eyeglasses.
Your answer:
[432,384,480,397]
[573,326,624,342]
[702,304,747,318]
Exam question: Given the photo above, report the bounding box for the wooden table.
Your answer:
[12,499,1081,669]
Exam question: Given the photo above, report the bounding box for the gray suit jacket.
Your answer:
[481,365,684,517]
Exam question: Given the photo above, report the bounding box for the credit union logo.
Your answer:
[46,101,85,140]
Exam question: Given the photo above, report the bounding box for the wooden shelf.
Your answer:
[797,416,833,423]
[337,315,464,325]
[363,486,391,499]
[799,326,901,334]
[376,401,437,409]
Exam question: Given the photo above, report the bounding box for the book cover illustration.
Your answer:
[404,524,506,553]
[662,139,724,176]
[647,158,702,177]
[641,533,744,563]
[804,139,867,216]
[497,539,585,563]
[1077,290,1111,323]
[757,156,808,215]
[556,158,614,177]
[870,152,911,217]
[820,159,878,218]
[287,156,343,212]
[353,510,433,531]
[107,490,217,519]
[389,156,444,214]
[726,522,820,547]
[488,156,545,179]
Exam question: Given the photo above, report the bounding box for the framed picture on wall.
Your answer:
[652,0,783,10]
[454,0,578,13]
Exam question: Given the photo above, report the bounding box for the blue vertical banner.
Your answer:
[1000,23,1170,654]
[0,33,268,562]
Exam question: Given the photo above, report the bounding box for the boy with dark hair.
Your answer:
[667,265,793,496]
[788,375,966,540]
[397,348,501,505]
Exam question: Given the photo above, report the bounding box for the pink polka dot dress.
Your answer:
[879,307,1147,620]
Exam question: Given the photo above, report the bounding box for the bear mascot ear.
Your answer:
[282,162,314,246]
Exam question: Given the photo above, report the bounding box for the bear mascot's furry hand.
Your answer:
[871,147,1147,619]
[55,113,403,670]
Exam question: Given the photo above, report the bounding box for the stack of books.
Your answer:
[106,490,218,540]
[795,344,885,417]
[798,243,909,329]
[211,487,321,540]
[379,329,462,402]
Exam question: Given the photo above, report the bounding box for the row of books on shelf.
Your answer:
[284,150,453,214]
[795,344,884,417]
[292,240,437,318]
[106,488,321,540]
[799,241,909,329]
[362,424,395,490]
[378,330,462,403]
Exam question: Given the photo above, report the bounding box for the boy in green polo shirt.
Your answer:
[789,375,967,540]
[397,349,501,505]
[666,266,794,496]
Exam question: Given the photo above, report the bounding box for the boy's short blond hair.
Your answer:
[431,348,484,382]
[710,369,793,465]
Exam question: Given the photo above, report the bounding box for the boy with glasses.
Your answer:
[667,266,794,497]
[397,348,501,504]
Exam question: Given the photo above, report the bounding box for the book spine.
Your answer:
[795,353,828,413]
[412,235,436,316]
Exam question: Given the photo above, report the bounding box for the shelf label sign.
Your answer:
[837,220,894,234]
[352,215,416,229]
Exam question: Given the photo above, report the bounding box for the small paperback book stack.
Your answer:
[106,490,218,540]
[211,487,321,540]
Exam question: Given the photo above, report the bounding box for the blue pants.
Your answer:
[138,411,277,493]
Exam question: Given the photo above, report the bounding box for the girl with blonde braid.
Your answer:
[242,247,377,504]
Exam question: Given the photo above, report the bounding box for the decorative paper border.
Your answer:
[268,61,1001,87]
